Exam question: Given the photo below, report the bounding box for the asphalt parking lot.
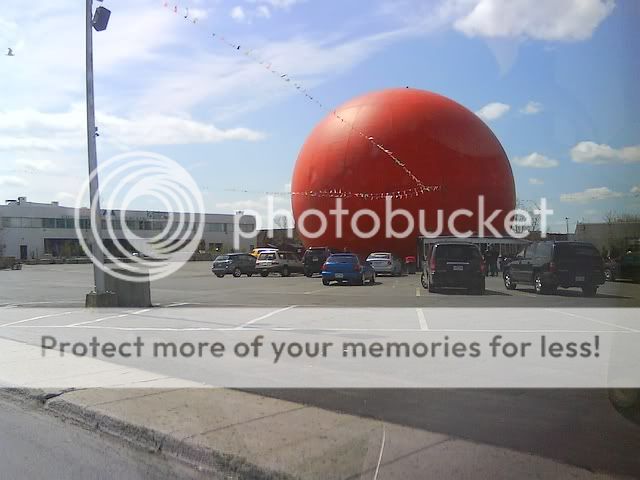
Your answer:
[1,263,640,478]
[1,262,640,308]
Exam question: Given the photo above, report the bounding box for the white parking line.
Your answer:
[0,311,74,327]
[546,309,640,333]
[10,325,625,333]
[415,288,421,297]
[304,288,326,295]
[234,305,297,330]
[66,308,151,327]
[416,308,429,330]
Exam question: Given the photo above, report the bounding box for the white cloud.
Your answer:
[454,0,615,41]
[520,101,543,115]
[475,102,510,121]
[135,29,411,118]
[0,105,265,152]
[230,6,247,22]
[247,0,305,9]
[512,152,559,168]
[256,5,271,18]
[14,158,55,172]
[560,187,624,203]
[570,141,640,165]
[528,178,544,185]
[631,185,640,195]
[0,175,27,187]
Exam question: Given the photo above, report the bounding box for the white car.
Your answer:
[366,252,402,276]
[255,250,304,277]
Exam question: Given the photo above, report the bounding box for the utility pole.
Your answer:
[565,217,570,235]
[85,0,107,293]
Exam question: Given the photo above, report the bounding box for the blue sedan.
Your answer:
[321,254,376,286]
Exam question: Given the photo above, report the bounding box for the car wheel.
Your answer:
[369,273,376,285]
[503,271,516,290]
[322,279,330,286]
[304,270,312,277]
[281,266,290,277]
[247,273,253,277]
[233,267,242,278]
[359,273,365,286]
[260,271,269,277]
[604,268,612,282]
[420,272,428,289]
[582,285,597,297]
[215,273,224,278]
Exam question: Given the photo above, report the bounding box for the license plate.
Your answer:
[335,273,343,279]
[453,265,463,271]
[576,275,585,282]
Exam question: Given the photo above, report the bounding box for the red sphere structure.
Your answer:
[291,88,516,258]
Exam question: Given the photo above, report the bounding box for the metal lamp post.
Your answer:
[85,0,110,294]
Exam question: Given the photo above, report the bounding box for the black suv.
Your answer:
[302,247,332,277]
[211,253,256,278]
[421,242,485,294]
[503,241,604,296]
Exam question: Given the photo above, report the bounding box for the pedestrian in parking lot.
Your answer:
[490,246,499,276]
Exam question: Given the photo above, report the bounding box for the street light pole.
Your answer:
[85,0,106,293]
[565,217,570,235]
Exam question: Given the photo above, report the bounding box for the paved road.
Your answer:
[1,263,639,308]
[2,264,640,478]
[248,388,640,478]
[0,396,209,480]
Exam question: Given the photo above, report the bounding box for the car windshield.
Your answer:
[368,253,389,258]
[216,255,229,261]
[258,253,277,260]
[555,244,600,258]
[435,245,477,261]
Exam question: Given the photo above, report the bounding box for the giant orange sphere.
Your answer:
[291,88,516,258]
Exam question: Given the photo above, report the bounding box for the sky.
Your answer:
[0,0,638,233]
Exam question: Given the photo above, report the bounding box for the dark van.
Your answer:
[503,241,604,296]
[211,253,256,278]
[421,242,486,294]
[302,247,332,277]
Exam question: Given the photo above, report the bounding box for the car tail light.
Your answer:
[549,261,557,273]
[354,264,361,272]
[429,255,436,273]
[321,263,327,271]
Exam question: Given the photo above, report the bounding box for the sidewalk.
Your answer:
[0,337,627,480]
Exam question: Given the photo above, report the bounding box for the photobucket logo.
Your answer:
[74,152,205,283]
[233,195,554,248]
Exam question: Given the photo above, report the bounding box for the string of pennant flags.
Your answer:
[162,2,442,199]
[224,185,441,200]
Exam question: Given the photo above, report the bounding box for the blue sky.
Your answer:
[0,0,638,232]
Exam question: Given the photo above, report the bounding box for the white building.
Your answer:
[0,196,257,260]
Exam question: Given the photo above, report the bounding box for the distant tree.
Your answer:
[515,199,541,234]
[273,214,289,230]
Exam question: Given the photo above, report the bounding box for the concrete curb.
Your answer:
[2,388,296,480]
